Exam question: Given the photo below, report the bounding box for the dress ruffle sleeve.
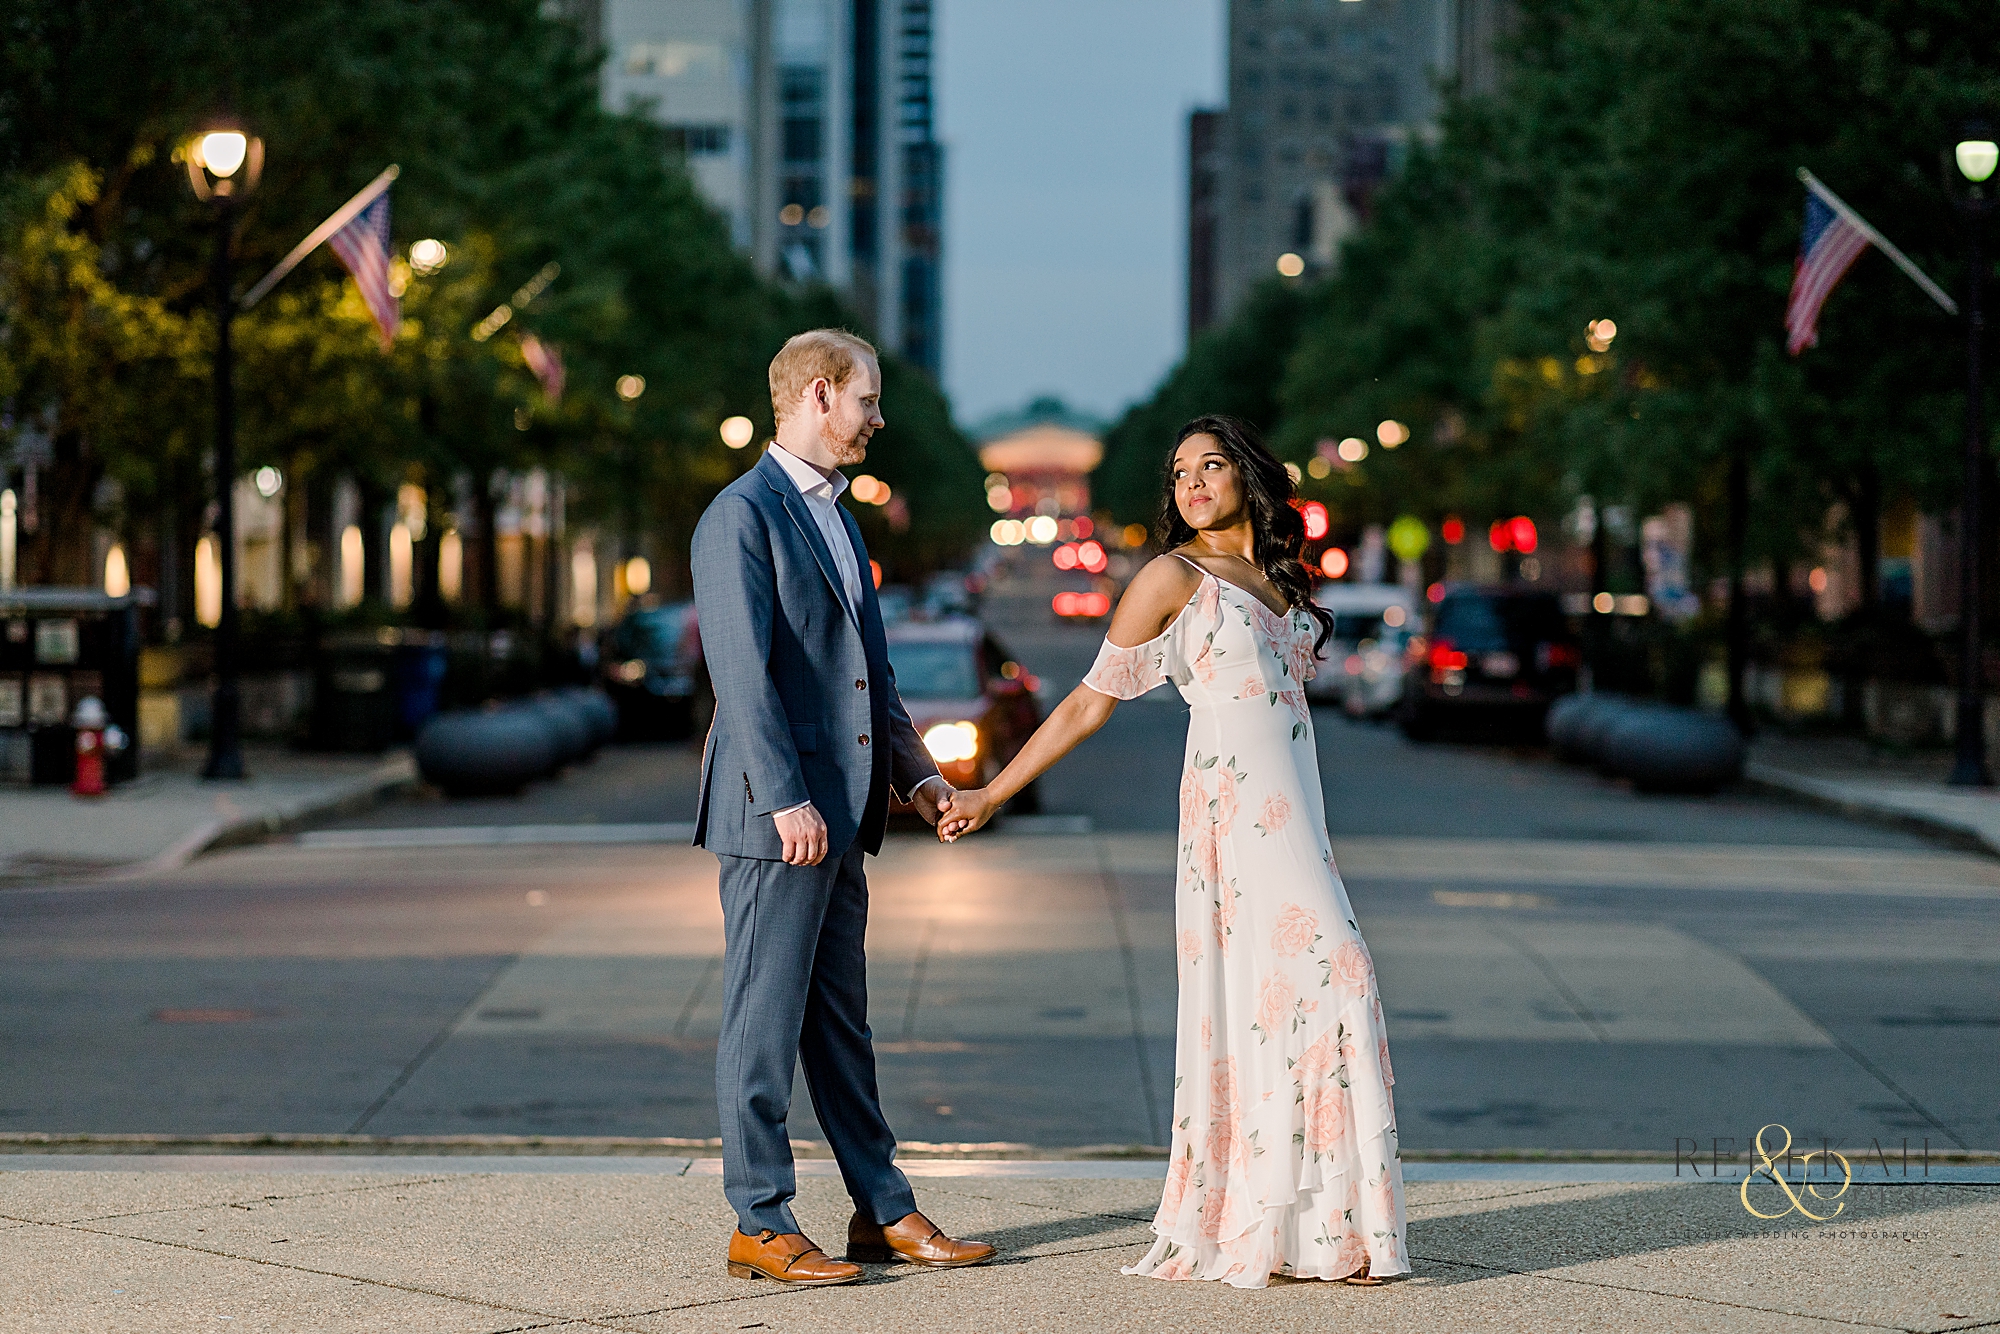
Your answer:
[1083,628,1174,700]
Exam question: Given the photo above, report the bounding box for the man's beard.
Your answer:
[819,416,869,467]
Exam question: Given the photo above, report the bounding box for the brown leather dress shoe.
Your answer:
[846,1209,997,1268]
[727,1228,863,1286]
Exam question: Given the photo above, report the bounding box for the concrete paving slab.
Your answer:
[4,1170,1993,1332]
[0,1168,446,1223]
[1369,916,1832,1045]
[0,1218,523,1334]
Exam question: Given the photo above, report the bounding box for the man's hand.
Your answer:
[910,780,955,828]
[773,802,829,866]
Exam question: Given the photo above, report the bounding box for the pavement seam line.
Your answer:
[1095,840,1164,1145]
[1404,1181,1617,1212]
[917,1182,1156,1223]
[1703,938,1971,1152]
[12,1173,455,1227]
[901,917,937,1042]
[1485,921,1613,1042]
[1409,1252,1918,1330]
[348,951,525,1133]
[672,955,720,1040]
[8,1214,629,1330]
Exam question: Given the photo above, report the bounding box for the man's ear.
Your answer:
[813,378,832,414]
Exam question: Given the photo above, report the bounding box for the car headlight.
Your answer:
[922,721,979,763]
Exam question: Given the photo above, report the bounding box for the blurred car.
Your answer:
[886,617,1043,814]
[1306,583,1417,703]
[876,584,917,626]
[921,569,980,619]
[1338,623,1415,719]
[1398,585,1582,739]
[600,601,711,739]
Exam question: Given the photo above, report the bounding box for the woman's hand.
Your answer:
[937,787,1001,842]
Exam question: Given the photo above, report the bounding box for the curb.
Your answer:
[8,1133,1997,1165]
[1742,762,2000,859]
[117,752,419,878]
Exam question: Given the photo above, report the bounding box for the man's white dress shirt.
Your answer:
[766,443,945,818]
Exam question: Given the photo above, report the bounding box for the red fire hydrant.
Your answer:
[71,696,125,798]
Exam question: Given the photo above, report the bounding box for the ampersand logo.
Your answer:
[1740,1123,1850,1221]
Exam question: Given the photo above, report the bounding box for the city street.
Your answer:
[5,575,1997,1160]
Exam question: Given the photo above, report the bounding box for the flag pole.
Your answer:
[239,164,400,311]
[1798,168,1959,316]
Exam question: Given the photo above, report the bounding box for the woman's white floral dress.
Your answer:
[1084,567,1407,1288]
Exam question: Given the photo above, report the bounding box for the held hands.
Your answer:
[936,788,1000,842]
[910,780,955,828]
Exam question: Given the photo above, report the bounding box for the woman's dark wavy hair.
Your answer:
[1154,414,1337,656]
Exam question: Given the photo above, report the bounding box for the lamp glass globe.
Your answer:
[200,131,248,178]
[1957,140,1999,184]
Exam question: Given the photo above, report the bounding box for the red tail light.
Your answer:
[1543,643,1582,669]
[1428,639,1467,681]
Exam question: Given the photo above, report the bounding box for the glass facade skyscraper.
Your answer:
[584,0,944,376]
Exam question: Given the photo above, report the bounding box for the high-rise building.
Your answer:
[581,0,943,375]
[1190,0,1512,336]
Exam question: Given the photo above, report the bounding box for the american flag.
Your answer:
[519,333,565,403]
[327,191,400,349]
[1784,190,1871,356]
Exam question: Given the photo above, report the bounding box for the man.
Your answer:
[691,328,996,1286]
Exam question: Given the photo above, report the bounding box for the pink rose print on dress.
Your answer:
[1193,824,1222,887]
[1331,939,1374,989]
[1303,1081,1348,1154]
[1211,880,1237,948]
[1179,765,1204,830]
[1205,1057,1244,1171]
[1378,1033,1395,1084]
[1294,1029,1337,1083]
[1160,1153,1192,1218]
[1179,929,1204,968]
[1236,675,1265,701]
[1255,967,1297,1038]
[1258,790,1292,835]
[1215,765,1239,833]
[1154,1250,1195,1280]
[1372,1174,1398,1224]
[1191,637,1218,685]
[1270,902,1317,957]
[1282,689,1310,727]
[1198,575,1221,621]
[1332,1231,1368,1278]
[1085,641,1151,699]
[1201,1016,1213,1051]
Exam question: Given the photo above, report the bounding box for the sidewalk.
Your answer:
[1,1160,1992,1332]
[0,747,415,882]
[1746,733,2000,857]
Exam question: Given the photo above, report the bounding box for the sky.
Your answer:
[936,0,1226,429]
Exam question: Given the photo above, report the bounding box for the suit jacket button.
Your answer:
[855,678,866,690]
[858,734,870,746]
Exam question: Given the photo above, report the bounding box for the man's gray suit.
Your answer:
[691,446,940,1235]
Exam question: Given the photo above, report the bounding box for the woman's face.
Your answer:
[1172,434,1245,532]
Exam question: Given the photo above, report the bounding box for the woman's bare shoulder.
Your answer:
[1107,554,1205,646]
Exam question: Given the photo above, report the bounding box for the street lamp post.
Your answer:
[186,128,260,781]
[1950,133,2000,787]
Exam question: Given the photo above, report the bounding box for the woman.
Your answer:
[939,415,1408,1289]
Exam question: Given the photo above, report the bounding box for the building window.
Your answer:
[781,65,825,164]
[665,124,732,156]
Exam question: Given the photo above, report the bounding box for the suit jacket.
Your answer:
[690,447,939,860]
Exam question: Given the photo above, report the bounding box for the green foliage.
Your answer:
[0,0,980,605]
[1104,0,2000,582]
